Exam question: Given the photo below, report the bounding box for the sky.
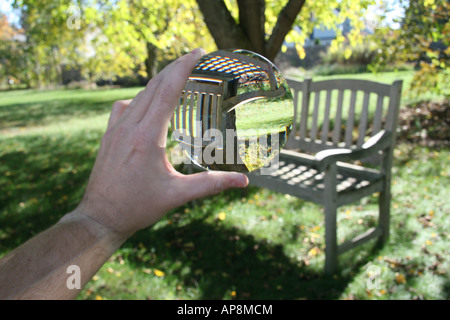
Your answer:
[1,0,20,25]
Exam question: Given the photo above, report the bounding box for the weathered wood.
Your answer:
[182,92,190,135]
[344,90,357,147]
[245,78,403,275]
[338,227,383,254]
[321,89,332,143]
[310,91,321,141]
[332,89,344,145]
[189,93,196,136]
[299,78,311,140]
[324,163,338,274]
[372,94,384,135]
[357,91,370,147]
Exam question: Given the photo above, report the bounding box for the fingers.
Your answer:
[107,100,131,129]
[176,171,249,203]
[140,48,206,129]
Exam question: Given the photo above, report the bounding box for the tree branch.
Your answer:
[265,0,305,60]
[196,0,250,50]
[237,0,265,54]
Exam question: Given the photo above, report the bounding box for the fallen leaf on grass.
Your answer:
[395,273,406,284]
[153,269,165,277]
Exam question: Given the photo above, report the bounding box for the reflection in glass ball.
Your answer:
[171,49,294,172]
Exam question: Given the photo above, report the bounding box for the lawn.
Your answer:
[0,73,448,300]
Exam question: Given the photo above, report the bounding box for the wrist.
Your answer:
[60,208,130,248]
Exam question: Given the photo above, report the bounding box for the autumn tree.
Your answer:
[372,0,449,96]
[90,0,216,80]
[10,0,87,88]
[196,0,374,61]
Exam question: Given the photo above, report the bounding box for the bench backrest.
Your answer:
[285,78,403,154]
[172,80,225,144]
[172,50,286,146]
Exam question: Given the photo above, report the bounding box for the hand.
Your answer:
[75,48,249,238]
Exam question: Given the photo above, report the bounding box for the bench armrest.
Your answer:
[315,130,392,170]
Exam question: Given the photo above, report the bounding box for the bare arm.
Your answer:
[0,213,125,299]
[0,48,249,300]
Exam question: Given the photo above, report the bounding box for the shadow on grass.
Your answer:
[0,119,382,300]
[0,131,100,250]
[0,88,140,130]
[123,199,384,300]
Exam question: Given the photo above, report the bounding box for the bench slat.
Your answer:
[344,90,357,147]
[210,94,218,131]
[195,93,203,137]
[321,90,332,143]
[309,79,390,96]
[202,94,211,138]
[310,91,321,141]
[181,91,190,135]
[299,79,311,139]
[372,94,384,135]
[357,91,370,147]
[332,89,344,145]
[188,93,195,136]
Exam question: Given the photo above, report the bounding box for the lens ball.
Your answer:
[171,49,294,172]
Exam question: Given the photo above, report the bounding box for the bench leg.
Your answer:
[378,150,393,245]
[324,164,338,275]
[378,185,391,245]
[324,201,338,275]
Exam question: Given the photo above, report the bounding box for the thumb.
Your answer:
[178,171,249,202]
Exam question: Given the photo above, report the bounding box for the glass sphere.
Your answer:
[171,49,294,172]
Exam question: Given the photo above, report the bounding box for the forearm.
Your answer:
[0,209,127,300]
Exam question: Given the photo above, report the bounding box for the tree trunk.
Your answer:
[196,0,251,50]
[197,0,305,61]
[145,41,158,80]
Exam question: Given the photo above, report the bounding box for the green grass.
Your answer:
[0,80,449,300]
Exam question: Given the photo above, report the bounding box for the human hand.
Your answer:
[75,48,248,238]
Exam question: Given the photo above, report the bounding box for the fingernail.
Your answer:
[232,174,249,188]
[191,47,206,57]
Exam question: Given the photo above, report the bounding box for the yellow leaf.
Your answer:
[295,43,306,60]
[218,212,226,221]
[310,233,320,239]
[153,269,165,277]
[308,247,320,256]
[344,48,352,60]
[395,273,406,284]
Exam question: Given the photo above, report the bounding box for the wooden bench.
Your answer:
[247,77,403,274]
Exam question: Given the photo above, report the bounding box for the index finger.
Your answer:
[140,48,205,128]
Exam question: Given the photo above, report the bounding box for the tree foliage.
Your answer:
[372,0,449,96]
[88,0,215,80]
[197,0,375,61]
[4,0,376,88]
